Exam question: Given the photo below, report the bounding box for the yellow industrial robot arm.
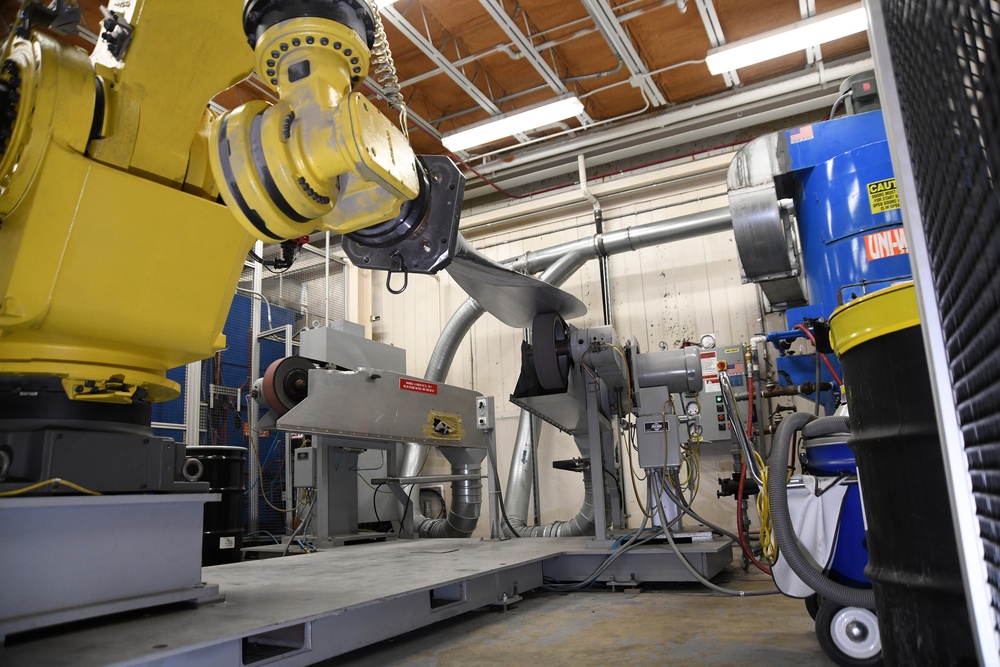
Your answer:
[210,0,464,277]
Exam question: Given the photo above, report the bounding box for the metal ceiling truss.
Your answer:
[381,5,531,144]
[477,0,594,125]
[693,0,740,88]
[580,0,669,107]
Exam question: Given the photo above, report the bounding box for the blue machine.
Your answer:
[728,95,906,664]
[730,109,911,411]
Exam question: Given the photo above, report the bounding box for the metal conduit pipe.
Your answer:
[578,154,613,327]
[405,206,733,537]
[507,206,734,274]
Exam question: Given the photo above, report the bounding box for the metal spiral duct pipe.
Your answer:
[503,434,596,537]
[405,206,733,537]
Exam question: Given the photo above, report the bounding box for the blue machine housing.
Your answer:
[775,111,911,407]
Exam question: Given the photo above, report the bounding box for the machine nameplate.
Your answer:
[864,228,908,261]
[643,421,669,433]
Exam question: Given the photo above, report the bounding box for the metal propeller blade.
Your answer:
[445,236,586,328]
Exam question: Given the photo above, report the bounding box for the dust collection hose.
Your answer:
[768,412,876,609]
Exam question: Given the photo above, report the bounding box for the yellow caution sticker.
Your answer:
[424,410,463,441]
[867,178,900,214]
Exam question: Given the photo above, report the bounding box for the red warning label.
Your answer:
[865,228,908,261]
[400,378,438,395]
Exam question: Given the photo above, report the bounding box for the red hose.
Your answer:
[737,458,772,575]
[793,324,844,387]
[735,372,771,574]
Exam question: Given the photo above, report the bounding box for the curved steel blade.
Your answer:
[445,236,587,328]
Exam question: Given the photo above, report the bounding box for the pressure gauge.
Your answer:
[688,423,703,439]
[700,333,716,349]
[685,401,700,416]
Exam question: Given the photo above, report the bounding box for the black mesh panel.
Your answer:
[881,0,1000,624]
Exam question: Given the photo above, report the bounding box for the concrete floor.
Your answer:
[328,566,836,667]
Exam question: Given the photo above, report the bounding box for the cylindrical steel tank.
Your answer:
[829,282,975,664]
[186,445,245,566]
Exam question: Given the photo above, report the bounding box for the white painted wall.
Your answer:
[369,150,772,539]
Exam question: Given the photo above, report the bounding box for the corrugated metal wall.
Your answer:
[373,153,761,536]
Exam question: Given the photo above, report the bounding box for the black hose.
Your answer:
[768,411,876,609]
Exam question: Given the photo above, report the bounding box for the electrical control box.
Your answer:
[293,446,316,488]
[636,414,681,469]
[694,343,749,443]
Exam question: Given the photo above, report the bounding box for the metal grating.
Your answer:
[880,0,1000,645]
[258,244,347,332]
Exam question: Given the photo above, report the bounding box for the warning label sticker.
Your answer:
[865,228,909,261]
[867,178,900,214]
[700,351,720,394]
[400,378,438,395]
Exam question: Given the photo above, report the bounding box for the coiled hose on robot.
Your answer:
[767,412,876,609]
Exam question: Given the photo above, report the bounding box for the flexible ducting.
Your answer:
[416,468,482,538]
[503,434,597,537]
[404,206,733,537]
[768,411,876,609]
[801,415,850,439]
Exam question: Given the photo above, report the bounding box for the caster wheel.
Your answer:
[804,593,823,620]
[815,599,882,666]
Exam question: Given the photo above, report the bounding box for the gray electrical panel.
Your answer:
[293,446,316,488]
[636,414,681,469]
[693,343,748,443]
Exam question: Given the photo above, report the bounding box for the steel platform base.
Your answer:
[242,531,398,559]
[0,493,220,642]
[1,537,733,666]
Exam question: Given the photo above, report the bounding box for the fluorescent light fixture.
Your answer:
[705,4,868,75]
[441,96,585,153]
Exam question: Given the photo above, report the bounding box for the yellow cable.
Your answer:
[0,477,101,497]
[752,449,779,563]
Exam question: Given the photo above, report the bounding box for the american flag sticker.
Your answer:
[790,125,814,144]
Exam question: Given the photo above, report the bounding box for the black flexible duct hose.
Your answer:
[768,411,876,609]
